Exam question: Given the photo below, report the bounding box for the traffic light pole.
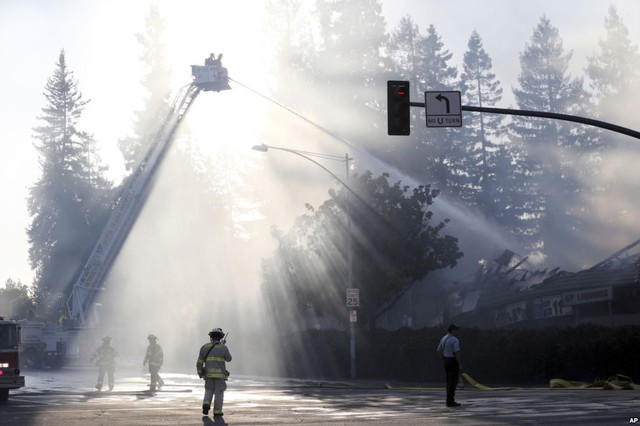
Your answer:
[408,101,640,140]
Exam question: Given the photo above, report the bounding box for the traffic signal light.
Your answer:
[387,80,410,135]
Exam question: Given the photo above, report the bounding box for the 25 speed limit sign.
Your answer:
[346,289,360,307]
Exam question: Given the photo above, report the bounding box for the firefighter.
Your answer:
[91,336,117,391]
[196,327,232,417]
[143,334,165,391]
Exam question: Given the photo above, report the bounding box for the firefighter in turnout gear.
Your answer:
[143,334,165,391]
[91,336,117,391]
[196,327,231,417]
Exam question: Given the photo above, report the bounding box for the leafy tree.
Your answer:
[262,171,462,329]
[118,5,172,172]
[509,16,593,265]
[28,50,112,314]
[0,279,36,320]
[459,30,506,213]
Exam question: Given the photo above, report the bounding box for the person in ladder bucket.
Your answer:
[196,327,232,417]
[437,324,463,407]
[91,336,117,391]
[143,334,165,391]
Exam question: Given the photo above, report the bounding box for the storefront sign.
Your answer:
[562,286,612,306]
[532,294,572,319]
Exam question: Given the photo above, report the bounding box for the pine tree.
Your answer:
[312,0,387,137]
[459,30,506,213]
[28,50,111,313]
[265,0,315,79]
[387,15,422,83]
[583,5,640,246]
[118,5,172,172]
[415,25,460,193]
[383,15,423,160]
[510,16,591,265]
[586,5,640,121]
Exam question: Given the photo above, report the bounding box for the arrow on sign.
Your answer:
[436,94,450,113]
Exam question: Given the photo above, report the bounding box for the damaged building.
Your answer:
[376,240,640,330]
[449,240,640,328]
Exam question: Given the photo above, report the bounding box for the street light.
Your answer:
[252,143,357,379]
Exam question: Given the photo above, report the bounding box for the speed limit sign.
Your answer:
[346,289,359,307]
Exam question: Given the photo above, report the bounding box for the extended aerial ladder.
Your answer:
[66,55,230,328]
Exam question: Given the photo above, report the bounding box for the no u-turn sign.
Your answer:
[425,91,462,127]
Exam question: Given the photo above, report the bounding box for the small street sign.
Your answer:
[425,91,462,127]
[346,289,360,307]
[349,309,358,322]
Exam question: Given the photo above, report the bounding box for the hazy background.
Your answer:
[2,0,640,374]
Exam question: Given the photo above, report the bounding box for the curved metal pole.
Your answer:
[252,143,358,379]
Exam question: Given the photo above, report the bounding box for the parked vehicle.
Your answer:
[0,317,25,401]
[17,321,81,369]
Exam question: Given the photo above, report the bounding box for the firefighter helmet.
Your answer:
[102,336,111,343]
[148,334,157,341]
[208,327,224,339]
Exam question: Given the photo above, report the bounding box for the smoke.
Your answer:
[77,1,640,377]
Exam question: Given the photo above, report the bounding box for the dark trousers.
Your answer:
[443,357,459,403]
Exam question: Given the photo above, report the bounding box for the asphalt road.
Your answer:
[1,368,639,425]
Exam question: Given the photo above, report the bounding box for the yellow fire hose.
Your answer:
[385,373,639,391]
[549,374,640,390]
[460,373,517,390]
[384,373,516,391]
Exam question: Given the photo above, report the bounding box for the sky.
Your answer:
[2,0,640,289]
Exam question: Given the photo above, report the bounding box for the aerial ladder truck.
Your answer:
[17,55,230,368]
[67,55,230,327]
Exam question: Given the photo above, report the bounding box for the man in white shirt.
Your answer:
[437,324,462,407]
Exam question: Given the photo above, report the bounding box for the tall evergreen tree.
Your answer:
[413,25,460,194]
[28,50,111,315]
[383,16,423,161]
[510,16,592,265]
[118,5,172,171]
[586,4,640,128]
[459,30,506,213]
[311,0,387,138]
[265,0,315,82]
[583,5,640,246]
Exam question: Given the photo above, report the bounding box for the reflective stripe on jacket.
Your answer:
[196,340,232,380]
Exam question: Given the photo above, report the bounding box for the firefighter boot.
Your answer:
[202,403,210,415]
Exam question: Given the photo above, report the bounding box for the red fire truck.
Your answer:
[0,317,25,401]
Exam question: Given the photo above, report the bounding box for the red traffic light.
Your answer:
[387,81,410,136]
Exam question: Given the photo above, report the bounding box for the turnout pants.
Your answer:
[96,365,114,390]
[149,365,164,388]
[203,378,227,415]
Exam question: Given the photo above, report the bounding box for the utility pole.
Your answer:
[345,153,356,379]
